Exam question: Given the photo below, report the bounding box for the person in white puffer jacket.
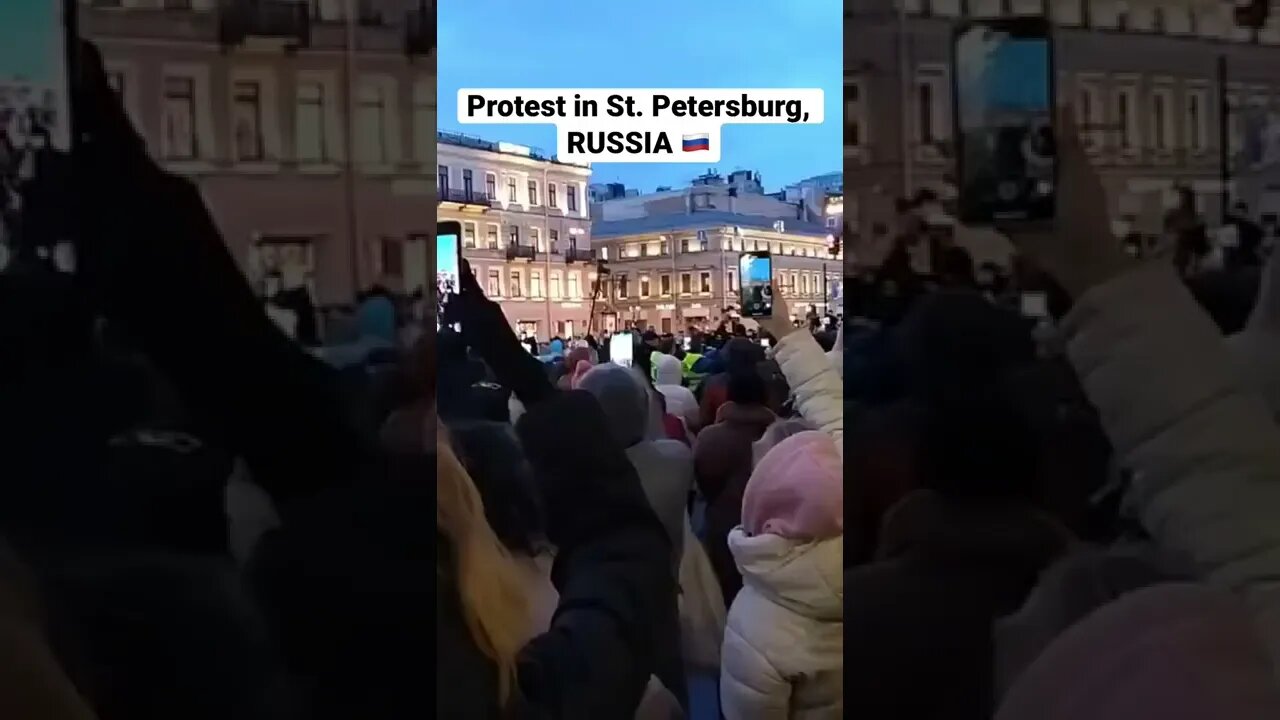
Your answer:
[720,431,843,720]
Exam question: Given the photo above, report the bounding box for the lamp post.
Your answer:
[342,0,362,299]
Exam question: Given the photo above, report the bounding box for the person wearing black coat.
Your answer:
[438,260,687,716]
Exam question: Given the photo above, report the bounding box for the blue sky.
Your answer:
[437,0,842,194]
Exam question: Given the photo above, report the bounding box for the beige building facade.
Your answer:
[592,213,843,333]
[80,0,434,305]
[437,133,595,341]
[847,0,1280,263]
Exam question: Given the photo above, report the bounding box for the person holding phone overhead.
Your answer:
[440,258,688,716]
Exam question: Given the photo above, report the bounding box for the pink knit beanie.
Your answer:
[742,431,843,540]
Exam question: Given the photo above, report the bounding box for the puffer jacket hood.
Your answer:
[653,353,684,386]
[721,530,844,719]
[576,364,649,448]
[730,529,843,621]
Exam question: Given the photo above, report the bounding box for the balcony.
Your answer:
[219,0,310,49]
[506,244,537,262]
[439,188,494,207]
[406,4,434,57]
[564,247,596,264]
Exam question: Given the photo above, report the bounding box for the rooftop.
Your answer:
[592,211,833,241]
[436,131,589,168]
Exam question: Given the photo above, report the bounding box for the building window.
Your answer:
[1115,86,1139,150]
[232,80,265,161]
[379,237,403,277]
[800,274,809,295]
[1151,89,1173,150]
[508,226,520,246]
[699,272,711,293]
[1077,82,1104,150]
[528,180,539,206]
[164,0,193,10]
[106,71,126,99]
[550,272,563,299]
[485,172,497,198]
[412,79,431,163]
[485,224,499,249]
[547,182,558,208]
[462,169,473,198]
[510,270,523,297]
[295,80,326,162]
[918,82,935,143]
[660,275,671,295]
[726,270,737,292]
[846,79,864,147]
[530,271,543,298]
[356,81,388,163]
[1186,88,1207,152]
[507,177,518,203]
[462,222,477,248]
[549,229,559,253]
[162,75,198,159]
[568,272,580,298]
[680,274,692,294]
[487,269,501,297]
[617,276,628,299]
[567,185,578,212]
[437,165,449,195]
[640,276,651,297]
[530,228,541,252]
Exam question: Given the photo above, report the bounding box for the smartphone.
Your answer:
[738,252,773,318]
[1021,291,1049,319]
[610,331,634,368]
[436,221,463,329]
[0,0,76,272]
[953,17,1056,224]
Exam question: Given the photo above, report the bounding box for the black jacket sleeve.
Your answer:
[73,43,364,509]
[511,391,682,718]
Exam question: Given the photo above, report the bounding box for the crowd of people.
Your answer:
[4,41,1280,720]
[435,256,844,718]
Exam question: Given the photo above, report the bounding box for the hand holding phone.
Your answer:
[953,17,1056,224]
[436,221,463,329]
[0,0,76,273]
[609,331,634,368]
[739,252,774,318]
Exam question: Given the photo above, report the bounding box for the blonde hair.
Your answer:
[435,417,530,707]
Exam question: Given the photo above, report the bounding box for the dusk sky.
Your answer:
[437,0,842,194]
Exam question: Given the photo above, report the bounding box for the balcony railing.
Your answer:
[220,0,310,48]
[439,188,494,206]
[406,5,434,56]
[506,244,537,261]
[564,247,596,263]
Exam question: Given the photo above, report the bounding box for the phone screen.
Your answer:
[610,332,634,368]
[0,0,73,271]
[954,20,1055,223]
[436,222,462,329]
[739,252,773,318]
[1021,291,1049,319]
